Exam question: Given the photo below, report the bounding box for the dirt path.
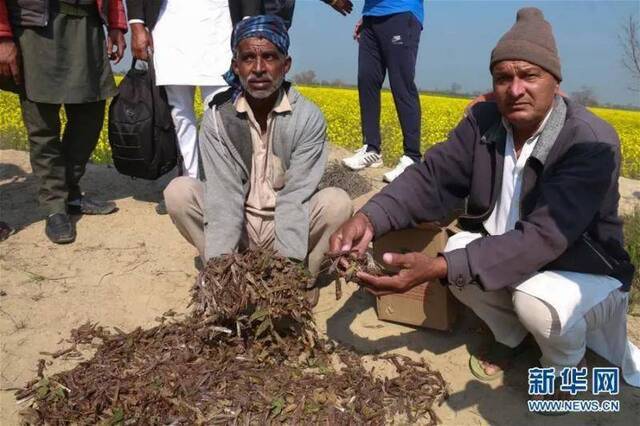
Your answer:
[1,148,639,425]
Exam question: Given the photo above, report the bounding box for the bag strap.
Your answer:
[129,55,158,85]
[147,56,157,85]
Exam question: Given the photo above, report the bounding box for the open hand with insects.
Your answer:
[325,249,384,300]
[329,212,375,256]
[357,252,448,296]
[328,212,449,296]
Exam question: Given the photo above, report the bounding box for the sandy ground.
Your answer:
[1,147,640,425]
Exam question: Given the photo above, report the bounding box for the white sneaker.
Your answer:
[342,146,383,170]
[383,155,417,183]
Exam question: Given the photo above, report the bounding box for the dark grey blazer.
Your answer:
[126,0,294,30]
[230,0,296,28]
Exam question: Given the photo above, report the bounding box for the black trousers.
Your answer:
[358,12,422,162]
[19,97,106,215]
[263,0,295,28]
[230,0,295,29]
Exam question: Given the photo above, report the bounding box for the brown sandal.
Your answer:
[469,339,530,381]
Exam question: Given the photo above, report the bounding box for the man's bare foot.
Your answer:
[469,339,531,381]
[478,359,505,376]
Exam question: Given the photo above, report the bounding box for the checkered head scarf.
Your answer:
[223,15,290,92]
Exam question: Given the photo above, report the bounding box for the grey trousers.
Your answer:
[163,176,353,276]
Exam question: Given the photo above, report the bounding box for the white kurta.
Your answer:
[152,0,232,86]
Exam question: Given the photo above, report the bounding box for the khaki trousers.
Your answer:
[163,176,353,276]
[451,281,626,375]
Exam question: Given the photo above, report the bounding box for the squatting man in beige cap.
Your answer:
[330,7,640,400]
[164,15,352,307]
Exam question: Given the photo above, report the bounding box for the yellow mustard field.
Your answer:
[1,85,639,178]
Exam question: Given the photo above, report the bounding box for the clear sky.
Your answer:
[286,0,640,107]
[114,1,640,106]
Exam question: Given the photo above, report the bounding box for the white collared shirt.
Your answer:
[483,109,553,236]
[234,91,291,248]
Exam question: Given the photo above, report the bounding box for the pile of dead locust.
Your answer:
[15,249,448,425]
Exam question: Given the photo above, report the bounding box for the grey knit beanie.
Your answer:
[490,7,562,81]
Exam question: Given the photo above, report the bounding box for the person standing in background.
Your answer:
[342,0,424,183]
[230,0,295,28]
[230,0,353,29]
[0,0,126,244]
[126,0,232,188]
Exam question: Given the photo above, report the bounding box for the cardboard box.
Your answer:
[372,225,458,331]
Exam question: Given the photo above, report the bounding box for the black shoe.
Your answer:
[45,213,76,244]
[194,256,204,271]
[0,221,15,242]
[67,197,117,215]
[155,200,168,215]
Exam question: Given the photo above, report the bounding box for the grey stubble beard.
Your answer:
[240,73,285,100]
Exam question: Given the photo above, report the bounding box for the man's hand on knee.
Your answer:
[358,252,448,296]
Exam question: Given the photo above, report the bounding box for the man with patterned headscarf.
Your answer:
[164,15,352,307]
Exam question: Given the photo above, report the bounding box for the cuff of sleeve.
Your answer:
[359,201,392,238]
[442,248,473,288]
[128,19,145,25]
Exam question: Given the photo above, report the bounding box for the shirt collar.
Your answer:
[502,106,554,144]
[234,89,292,115]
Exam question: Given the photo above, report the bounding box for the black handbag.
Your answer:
[108,59,178,180]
